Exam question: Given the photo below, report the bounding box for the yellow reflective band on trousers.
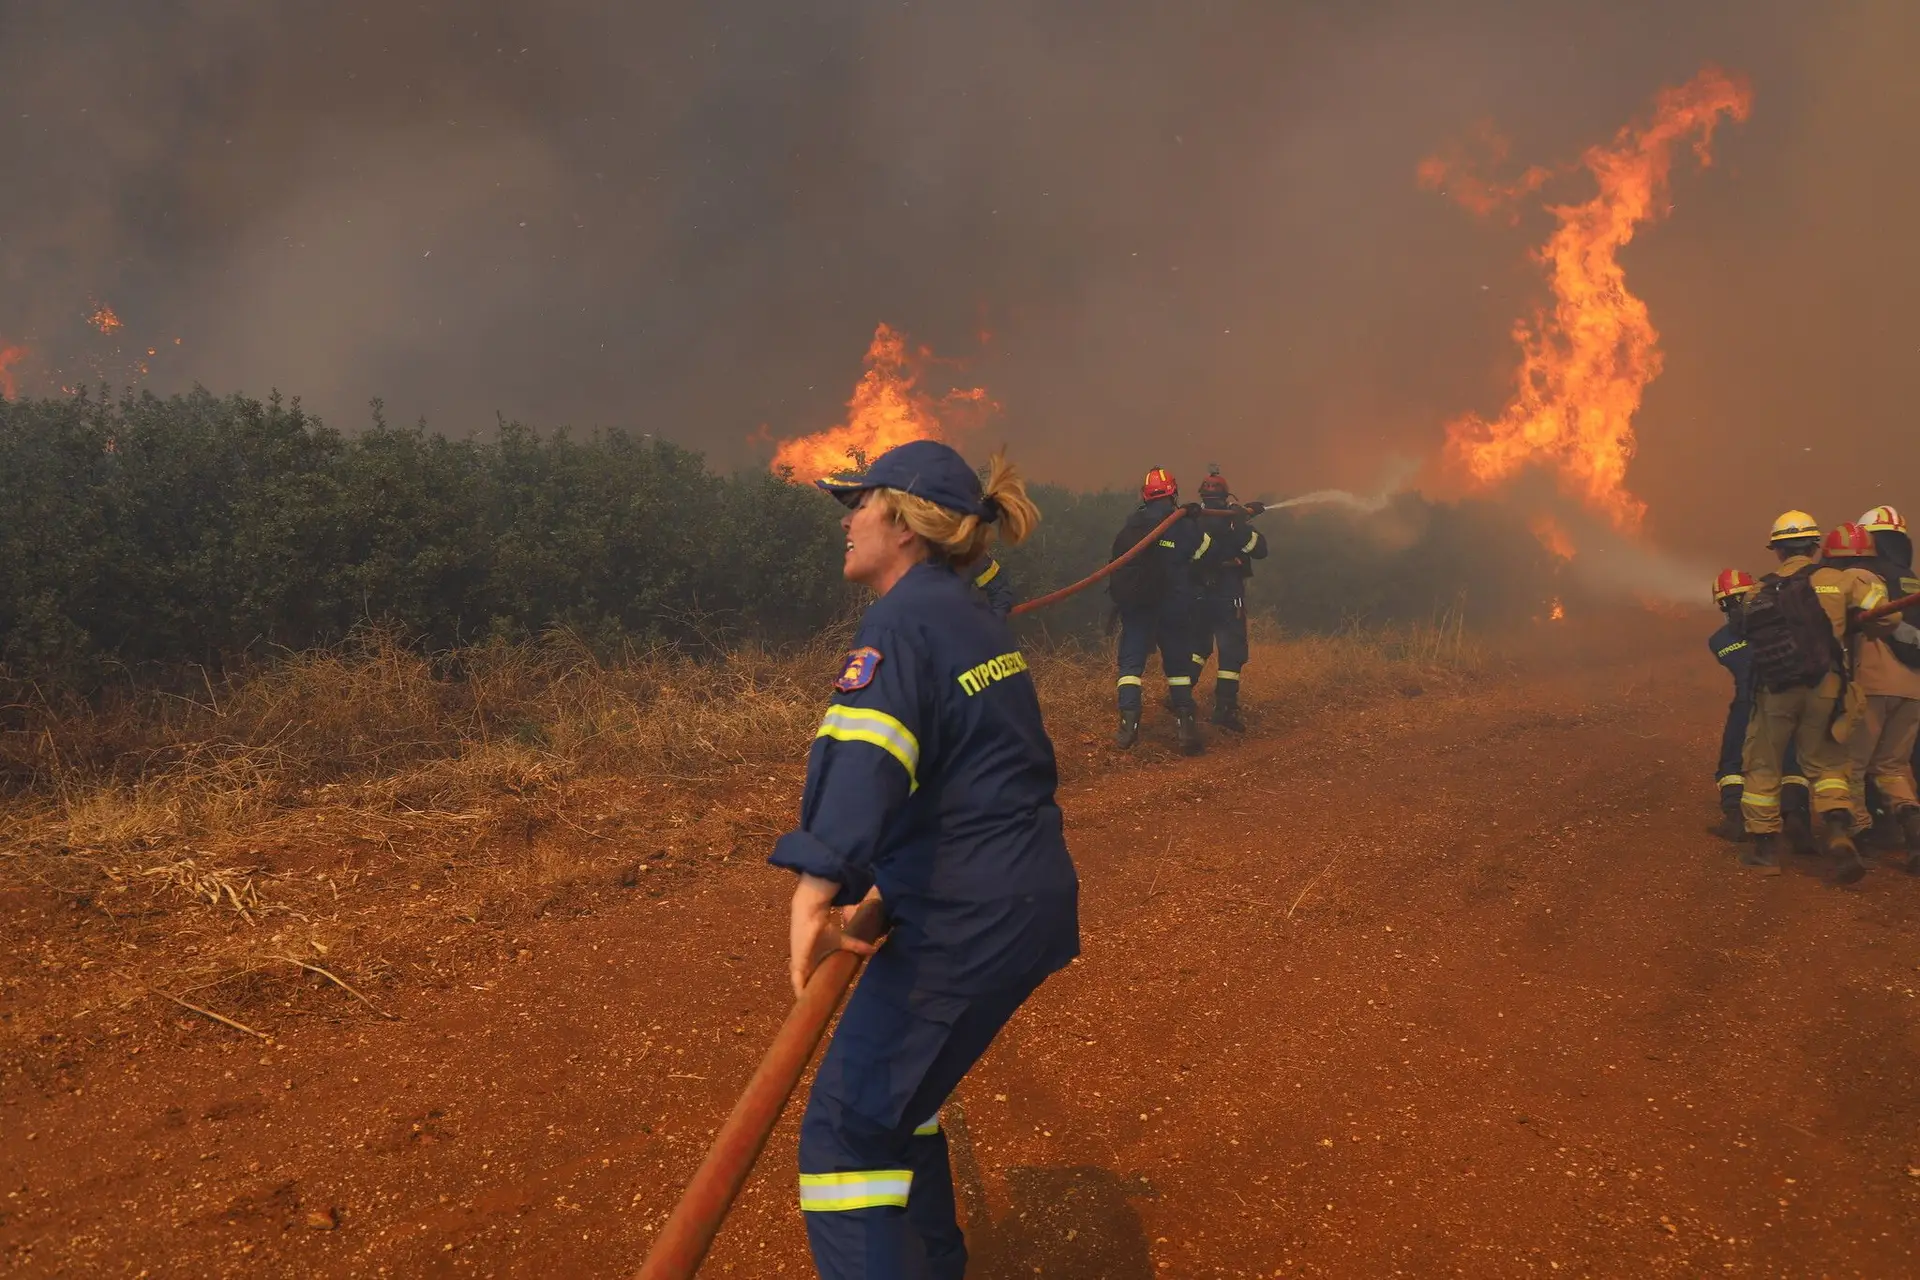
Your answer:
[1167,676,1193,687]
[1813,777,1852,796]
[816,706,920,790]
[1117,675,1143,687]
[1216,670,1240,681]
[798,1169,913,1212]
[1191,654,1207,666]
[1782,775,1809,788]
[1741,791,1779,809]
[972,559,1000,588]
[913,1114,940,1137]
[1717,773,1743,787]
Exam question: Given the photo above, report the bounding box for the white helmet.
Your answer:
[1859,505,1907,535]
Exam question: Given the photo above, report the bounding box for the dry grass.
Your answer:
[0,613,1486,1036]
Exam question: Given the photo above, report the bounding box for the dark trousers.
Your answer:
[798,959,1047,1280]
[1116,600,1197,713]
[1193,589,1249,704]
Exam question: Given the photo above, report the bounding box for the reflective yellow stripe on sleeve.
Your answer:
[1862,580,1888,610]
[1241,532,1259,553]
[817,706,920,791]
[799,1169,913,1212]
[972,559,1000,588]
[1192,532,1213,560]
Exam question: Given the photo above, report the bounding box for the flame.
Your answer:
[89,304,123,334]
[1548,597,1566,622]
[769,323,996,480]
[0,343,25,399]
[1529,513,1577,561]
[1429,67,1752,533]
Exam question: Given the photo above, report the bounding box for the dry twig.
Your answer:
[279,956,400,1019]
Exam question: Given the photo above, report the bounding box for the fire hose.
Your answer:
[634,502,1260,1278]
[1858,589,1920,627]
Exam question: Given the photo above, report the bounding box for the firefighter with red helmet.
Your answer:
[1736,513,1888,882]
[1843,506,1920,872]
[1106,467,1209,754]
[1192,466,1268,731]
[1709,569,1809,842]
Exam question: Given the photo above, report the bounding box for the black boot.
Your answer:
[1896,808,1920,875]
[1210,695,1244,733]
[1173,706,1205,756]
[1708,805,1747,843]
[1113,710,1140,750]
[1740,832,1782,873]
[1783,808,1818,856]
[1821,811,1867,885]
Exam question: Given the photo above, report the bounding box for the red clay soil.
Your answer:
[4,612,1917,1278]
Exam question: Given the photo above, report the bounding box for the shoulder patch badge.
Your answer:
[835,646,883,692]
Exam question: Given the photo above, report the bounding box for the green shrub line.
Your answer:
[0,387,1555,690]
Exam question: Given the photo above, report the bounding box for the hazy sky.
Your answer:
[2,0,1915,565]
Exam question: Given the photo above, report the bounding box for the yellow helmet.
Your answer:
[1858,505,1907,534]
[1767,509,1820,545]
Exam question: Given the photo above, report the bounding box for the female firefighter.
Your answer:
[768,439,1080,1279]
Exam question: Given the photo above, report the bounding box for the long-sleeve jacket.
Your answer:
[1853,556,1920,699]
[1709,622,1755,785]
[1196,505,1268,595]
[769,562,1080,995]
[968,556,1016,617]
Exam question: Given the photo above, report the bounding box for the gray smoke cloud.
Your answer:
[2,0,1916,572]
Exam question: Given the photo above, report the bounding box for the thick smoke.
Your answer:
[2,0,1916,571]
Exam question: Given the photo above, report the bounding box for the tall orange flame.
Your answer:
[0,343,26,399]
[1428,67,1753,534]
[769,323,995,480]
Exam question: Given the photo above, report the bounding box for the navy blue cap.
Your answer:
[815,439,996,521]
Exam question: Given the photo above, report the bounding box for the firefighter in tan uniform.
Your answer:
[1738,512,1888,881]
[1847,506,1920,874]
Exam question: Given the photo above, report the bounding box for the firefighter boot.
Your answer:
[1210,688,1244,733]
[1709,789,1746,843]
[1896,808,1920,875]
[1113,711,1140,750]
[1174,706,1205,756]
[1821,811,1867,885]
[1740,832,1782,874]
[1783,808,1818,857]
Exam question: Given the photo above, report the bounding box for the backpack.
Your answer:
[1107,507,1169,607]
[1739,565,1840,692]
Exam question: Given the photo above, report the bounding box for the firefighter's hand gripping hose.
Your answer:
[635,504,1255,1276]
[633,897,888,1280]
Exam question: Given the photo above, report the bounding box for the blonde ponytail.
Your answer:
[872,449,1042,566]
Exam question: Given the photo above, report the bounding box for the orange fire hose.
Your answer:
[1858,589,1920,627]
[634,899,888,1280]
[634,502,1263,1277]
[1008,504,1252,617]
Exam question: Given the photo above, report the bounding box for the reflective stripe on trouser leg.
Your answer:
[1792,684,1852,817]
[799,1170,913,1212]
[1866,694,1920,809]
[1116,607,1155,714]
[1741,687,1794,834]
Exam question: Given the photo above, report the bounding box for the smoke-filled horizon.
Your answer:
[3,0,1916,569]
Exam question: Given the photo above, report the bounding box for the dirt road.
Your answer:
[5,614,1917,1277]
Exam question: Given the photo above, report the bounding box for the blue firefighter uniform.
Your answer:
[1710,621,1805,825]
[969,555,1015,617]
[1193,505,1267,726]
[1114,496,1210,716]
[770,560,1080,1279]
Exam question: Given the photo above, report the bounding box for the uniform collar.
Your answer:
[1776,554,1817,575]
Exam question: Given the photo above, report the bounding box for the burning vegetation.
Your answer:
[767,323,996,480]
[1425,67,1754,543]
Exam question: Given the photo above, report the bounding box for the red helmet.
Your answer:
[1822,522,1875,559]
[1712,568,1758,603]
[1197,468,1230,502]
[1141,468,1178,501]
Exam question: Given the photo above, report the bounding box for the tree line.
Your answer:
[0,388,1554,689]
